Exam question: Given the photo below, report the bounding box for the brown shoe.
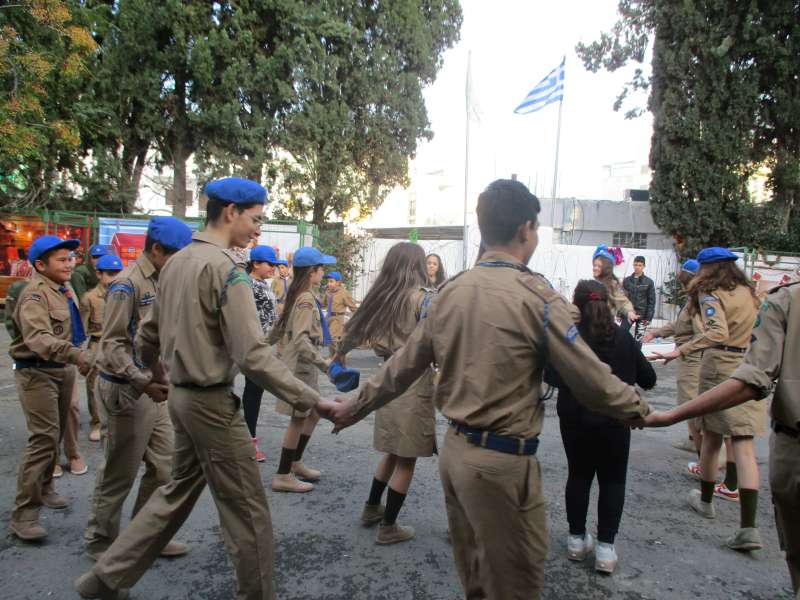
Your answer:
[361,503,385,526]
[74,571,129,599]
[292,461,321,481]
[10,521,47,541]
[89,427,101,442]
[42,489,69,509]
[376,522,415,545]
[53,464,64,478]
[160,540,190,557]
[272,473,314,493]
[69,457,88,475]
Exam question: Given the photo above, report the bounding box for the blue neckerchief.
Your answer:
[60,286,87,347]
[326,293,333,318]
[316,299,333,346]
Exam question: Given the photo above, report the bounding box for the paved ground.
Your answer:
[0,329,792,599]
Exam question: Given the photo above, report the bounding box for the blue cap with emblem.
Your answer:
[250,245,287,266]
[29,235,81,264]
[592,244,614,263]
[293,247,336,268]
[90,244,109,258]
[697,247,738,264]
[681,259,700,274]
[326,271,342,281]
[204,177,267,205]
[96,254,124,272]
[147,216,193,251]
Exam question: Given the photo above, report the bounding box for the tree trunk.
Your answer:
[172,72,189,218]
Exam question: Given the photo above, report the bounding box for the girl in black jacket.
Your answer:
[546,279,656,574]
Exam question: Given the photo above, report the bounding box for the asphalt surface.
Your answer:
[0,329,792,599]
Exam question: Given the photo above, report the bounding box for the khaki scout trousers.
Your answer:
[92,386,274,600]
[11,365,77,524]
[85,339,101,429]
[439,428,547,600]
[84,378,174,553]
[770,431,800,593]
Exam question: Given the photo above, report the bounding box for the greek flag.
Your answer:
[514,57,565,115]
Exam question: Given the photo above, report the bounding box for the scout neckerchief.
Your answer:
[60,286,87,347]
[315,299,333,346]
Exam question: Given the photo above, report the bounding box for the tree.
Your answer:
[271,0,462,226]
[0,0,98,209]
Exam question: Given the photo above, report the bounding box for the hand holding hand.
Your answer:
[646,349,680,365]
[144,381,169,403]
[331,353,346,368]
[77,353,92,377]
[628,311,640,323]
[329,395,359,433]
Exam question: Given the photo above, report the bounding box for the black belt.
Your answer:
[774,423,800,439]
[714,345,746,354]
[173,381,232,390]
[100,372,129,385]
[89,336,102,343]
[14,359,66,370]
[449,420,539,456]
[328,312,345,317]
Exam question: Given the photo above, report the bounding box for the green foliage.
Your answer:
[658,271,685,306]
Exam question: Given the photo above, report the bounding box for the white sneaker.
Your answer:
[595,542,618,574]
[567,533,594,561]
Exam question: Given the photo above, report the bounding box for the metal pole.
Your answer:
[462,50,471,271]
[551,97,563,238]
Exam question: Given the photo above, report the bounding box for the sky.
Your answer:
[370,0,656,225]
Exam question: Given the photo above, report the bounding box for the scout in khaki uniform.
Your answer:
[75,178,332,600]
[640,280,800,595]
[271,262,293,316]
[650,247,764,550]
[324,271,357,348]
[593,245,639,329]
[83,218,193,563]
[267,246,336,493]
[79,254,124,442]
[329,179,651,600]
[336,242,436,545]
[8,235,92,541]
[71,244,108,300]
[4,278,29,338]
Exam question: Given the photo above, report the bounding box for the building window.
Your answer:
[612,232,648,249]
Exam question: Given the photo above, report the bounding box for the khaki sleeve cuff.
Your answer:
[730,363,773,400]
[129,372,151,394]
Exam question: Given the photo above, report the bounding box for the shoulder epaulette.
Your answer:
[768,280,800,294]
[517,272,560,303]
[222,248,247,268]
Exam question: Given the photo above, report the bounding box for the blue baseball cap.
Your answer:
[204,177,267,205]
[293,247,336,268]
[592,244,614,263]
[697,247,738,264]
[89,244,109,258]
[326,271,342,281]
[147,216,193,251]
[250,245,287,265]
[29,235,80,264]
[96,254,123,272]
[681,259,700,274]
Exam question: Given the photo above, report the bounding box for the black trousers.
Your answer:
[242,377,264,438]
[559,420,631,544]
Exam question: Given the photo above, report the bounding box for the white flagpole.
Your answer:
[551,96,563,233]
[462,50,471,271]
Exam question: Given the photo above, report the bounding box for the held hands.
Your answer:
[144,380,169,403]
[627,410,676,429]
[628,311,640,323]
[77,353,92,377]
[646,348,681,365]
[317,395,359,433]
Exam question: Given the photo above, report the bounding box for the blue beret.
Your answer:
[147,216,193,251]
[29,235,80,264]
[90,244,109,258]
[204,177,267,205]
[328,363,360,393]
[96,254,124,272]
[681,259,700,274]
[250,245,286,265]
[592,244,614,263]
[326,271,342,281]
[293,247,336,268]
[697,247,737,264]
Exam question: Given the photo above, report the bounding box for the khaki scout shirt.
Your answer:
[731,282,800,429]
[326,287,356,316]
[80,284,107,338]
[607,281,634,318]
[71,263,99,300]
[269,290,329,373]
[351,251,650,438]
[98,254,158,392]
[10,272,84,365]
[272,275,293,308]
[136,231,319,411]
[678,285,759,356]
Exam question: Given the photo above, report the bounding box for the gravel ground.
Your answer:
[0,329,792,599]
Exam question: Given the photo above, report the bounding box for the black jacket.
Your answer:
[622,274,656,322]
[545,324,656,428]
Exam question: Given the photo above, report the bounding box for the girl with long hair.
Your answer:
[267,247,336,493]
[651,248,766,551]
[426,253,446,287]
[592,246,638,328]
[337,242,436,545]
[546,279,656,574]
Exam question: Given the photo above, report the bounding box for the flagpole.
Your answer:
[551,96,563,235]
[462,50,471,271]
